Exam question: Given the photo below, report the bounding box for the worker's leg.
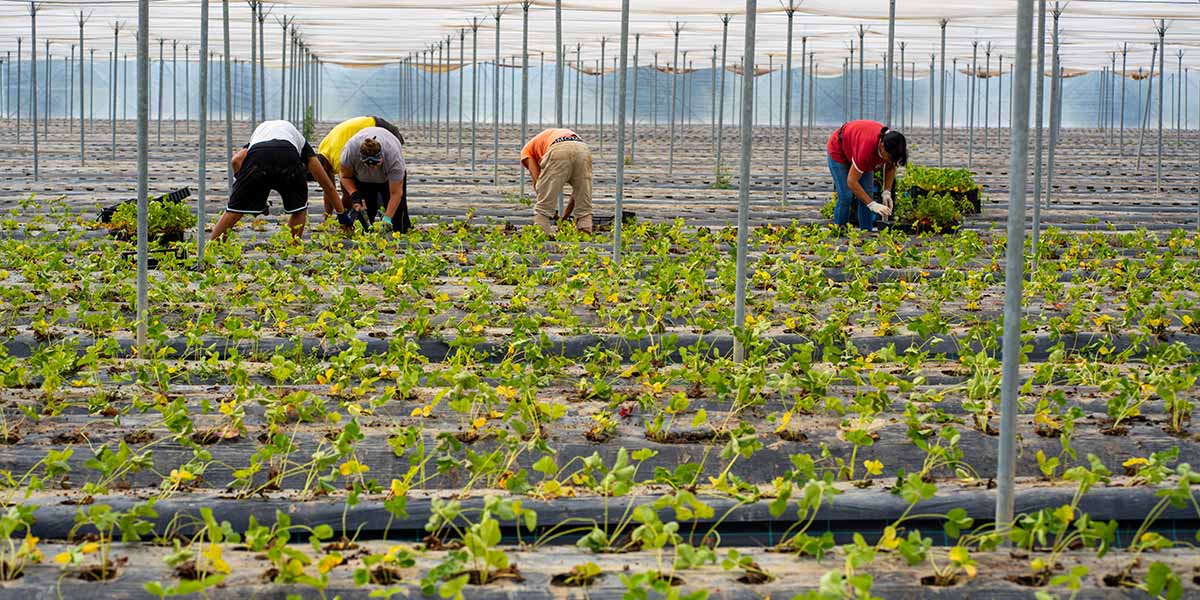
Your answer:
[210,211,244,241]
[855,170,876,231]
[394,174,412,233]
[533,146,570,233]
[565,142,593,233]
[277,161,311,240]
[828,154,854,227]
[214,147,271,240]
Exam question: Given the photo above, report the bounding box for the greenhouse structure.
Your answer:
[0,0,1196,597]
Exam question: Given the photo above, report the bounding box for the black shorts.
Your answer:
[227,141,308,215]
[351,176,411,234]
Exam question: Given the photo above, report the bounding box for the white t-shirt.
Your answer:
[248,120,307,154]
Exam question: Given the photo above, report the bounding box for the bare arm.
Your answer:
[231,148,248,174]
[522,157,541,190]
[339,166,361,209]
[847,164,875,206]
[308,156,344,213]
[384,179,405,220]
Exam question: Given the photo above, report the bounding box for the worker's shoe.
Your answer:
[575,214,593,234]
[533,214,555,235]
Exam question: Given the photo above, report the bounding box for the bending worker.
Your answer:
[339,126,411,233]
[520,128,593,234]
[315,116,406,218]
[211,119,348,241]
[826,119,907,231]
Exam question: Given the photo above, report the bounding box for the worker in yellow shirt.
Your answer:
[315,116,406,220]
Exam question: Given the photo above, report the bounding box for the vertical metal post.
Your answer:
[601,37,607,151]
[799,36,806,166]
[1156,22,1166,193]
[172,41,177,140]
[631,35,640,163]
[16,38,20,145]
[1046,5,1062,208]
[899,42,905,129]
[614,0,630,261]
[984,45,991,148]
[520,2,530,196]
[198,0,209,263]
[258,8,265,120]
[885,0,895,124]
[279,18,286,120]
[1031,0,1046,276]
[157,39,164,144]
[30,5,38,181]
[135,0,150,348]
[472,20,479,171]
[808,53,814,140]
[857,25,865,120]
[996,0,1033,538]
[717,15,730,176]
[968,41,977,170]
[112,27,121,157]
[939,20,947,166]
[554,0,563,127]
[929,54,935,129]
[185,46,189,130]
[668,23,680,176]
[223,0,233,187]
[951,58,957,134]
[733,0,757,364]
[249,2,256,125]
[493,7,502,187]
[43,40,49,138]
[781,6,795,205]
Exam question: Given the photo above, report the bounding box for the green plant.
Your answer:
[107,200,192,239]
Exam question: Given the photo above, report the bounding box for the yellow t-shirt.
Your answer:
[317,116,376,174]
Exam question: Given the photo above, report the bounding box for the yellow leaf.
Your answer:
[203,544,232,575]
[1122,457,1149,468]
[495,385,518,400]
[389,479,407,497]
[286,558,305,577]
[863,459,884,476]
[1053,504,1075,524]
[775,410,793,433]
[317,554,342,574]
[169,469,195,484]
[948,546,969,565]
[53,552,72,565]
[339,460,369,476]
[878,526,900,550]
[80,542,100,555]
[472,416,488,430]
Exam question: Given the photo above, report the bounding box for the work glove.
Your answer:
[867,201,893,218]
[378,215,394,233]
[350,190,365,205]
[883,190,895,211]
[336,210,356,228]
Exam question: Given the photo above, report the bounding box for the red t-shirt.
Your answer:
[827,120,886,173]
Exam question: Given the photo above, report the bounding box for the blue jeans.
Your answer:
[828,154,876,230]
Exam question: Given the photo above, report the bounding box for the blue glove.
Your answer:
[379,215,394,233]
[336,210,356,227]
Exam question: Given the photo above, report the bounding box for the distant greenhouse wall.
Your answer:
[2,58,1193,132]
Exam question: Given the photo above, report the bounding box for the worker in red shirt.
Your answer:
[827,120,907,230]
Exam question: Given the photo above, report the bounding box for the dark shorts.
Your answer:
[227,140,308,215]
[349,176,411,234]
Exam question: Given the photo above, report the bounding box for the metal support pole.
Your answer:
[493,7,502,187]
[16,38,20,145]
[113,27,121,157]
[223,0,233,187]
[157,39,164,144]
[885,0,895,124]
[614,0,630,261]
[198,0,209,263]
[929,54,935,129]
[1046,5,1062,208]
[172,41,177,141]
[631,34,640,163]
[520,2,530,197]
[669,23,681,176]
[782,6,795,205]
[554,0,562,127]
[857,25,865,120]
[899,42,905,128]
[968,41,977,170]
[278,18,287,120]
[258,8,265,121]
[472,20,479,171]
[601,37,608,151]
[1156,22,1166,193]
[799,36,806,167]
[939,20,947,166]
[717,15,730,176]
[249,2,256,125]
[135,0,150,349]
[951,58,957,134]
[984,45,991,148]
[30,4,38,181]
[459,30,465,161]
[733,0,757,364]
[1031,0,1046,276]
[996,0,1034,539]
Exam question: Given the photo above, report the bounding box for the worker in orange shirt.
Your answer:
[520,128,593,234]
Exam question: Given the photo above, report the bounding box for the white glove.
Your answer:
[867,201,893,217]
[883,190,895,211]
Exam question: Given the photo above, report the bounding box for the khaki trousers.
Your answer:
[533,140,593,233]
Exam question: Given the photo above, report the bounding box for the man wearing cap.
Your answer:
[315,116,405,217]
[340,126,411,233]
[211,119,350,241]
[521,128,593,234]
[826,119,908,231]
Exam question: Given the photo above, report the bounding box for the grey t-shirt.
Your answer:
[340,127,406,184]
